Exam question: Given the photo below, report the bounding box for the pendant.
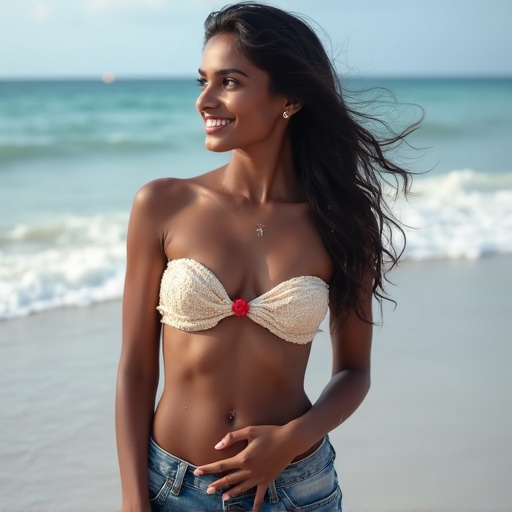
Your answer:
[256,224,265,236]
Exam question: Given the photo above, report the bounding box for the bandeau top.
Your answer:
[157,258,329,344]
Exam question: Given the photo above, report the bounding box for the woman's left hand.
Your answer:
[193,424,297,511]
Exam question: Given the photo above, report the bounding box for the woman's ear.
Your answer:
[285,100,303,117]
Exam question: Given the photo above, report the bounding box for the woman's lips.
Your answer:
[204,117,234,134]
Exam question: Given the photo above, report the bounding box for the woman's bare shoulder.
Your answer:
[133,169,222,209]
[130,176,203,221]
[133,177,190,205]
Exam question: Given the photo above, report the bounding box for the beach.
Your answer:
[1,76,511,511]
[1,256,510,512]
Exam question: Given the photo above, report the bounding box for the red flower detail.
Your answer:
[232,298,250,317]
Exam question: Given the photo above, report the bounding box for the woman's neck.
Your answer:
[224,137,304,204]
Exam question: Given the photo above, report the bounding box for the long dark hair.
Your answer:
[204,2,420,321]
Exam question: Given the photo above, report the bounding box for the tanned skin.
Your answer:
[116,34,372,512]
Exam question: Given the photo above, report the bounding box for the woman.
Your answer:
[116,3,416,511]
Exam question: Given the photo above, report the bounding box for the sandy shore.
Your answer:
[327,257,511,511]
[0,257,510,512]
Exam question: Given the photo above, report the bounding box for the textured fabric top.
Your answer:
[157,258,329,344]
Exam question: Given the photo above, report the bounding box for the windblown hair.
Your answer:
[204,2,420,321]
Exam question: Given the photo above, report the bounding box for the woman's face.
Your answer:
[196,33,286,153]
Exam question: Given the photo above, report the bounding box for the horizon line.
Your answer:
[1,73,511,82]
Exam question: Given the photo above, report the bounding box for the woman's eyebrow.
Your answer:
[197,67,250,78]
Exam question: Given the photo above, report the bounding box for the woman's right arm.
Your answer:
[116,182,168,512]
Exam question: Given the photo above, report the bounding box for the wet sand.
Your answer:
[1,257,510,511]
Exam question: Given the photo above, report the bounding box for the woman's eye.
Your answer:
[196,77,238,88]
[223,78,239,87]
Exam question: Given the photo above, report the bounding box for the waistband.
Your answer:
[148,434,335,494]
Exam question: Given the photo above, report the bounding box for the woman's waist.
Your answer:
[152,390,313,466]
[148,435,334,490]
[156,378,311,425]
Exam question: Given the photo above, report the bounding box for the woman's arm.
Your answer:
[285,273,373,448]
[195,274,373,510]
[116,183,168,512]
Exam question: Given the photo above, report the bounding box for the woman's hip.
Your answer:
[147,435,342,511]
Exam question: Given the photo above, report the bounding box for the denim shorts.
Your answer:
[148,436,342,511]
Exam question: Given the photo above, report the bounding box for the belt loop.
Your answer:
[171,461,188,496]
[267,480,279,504]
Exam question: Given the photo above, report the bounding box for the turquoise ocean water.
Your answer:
[0,77,511,320]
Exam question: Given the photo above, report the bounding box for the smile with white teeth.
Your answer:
[205,118,234,127]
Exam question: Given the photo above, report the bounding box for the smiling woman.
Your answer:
[115,3,418,511]
[196,36,289,154]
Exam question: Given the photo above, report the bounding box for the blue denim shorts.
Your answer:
[148,436,342,511]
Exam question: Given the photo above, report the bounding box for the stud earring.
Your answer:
[283,111,289,119]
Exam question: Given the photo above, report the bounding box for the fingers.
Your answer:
[196,426,258,475]
[192,425,268,507]
[214,426,255,450]
[203,470,250,494]
[220,481,267,506]
[221,481,255,501]
[193,426,254,475]
[251,485,267,511]
[193,457,238,476]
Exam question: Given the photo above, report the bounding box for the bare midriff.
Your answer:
[152,316,318,467]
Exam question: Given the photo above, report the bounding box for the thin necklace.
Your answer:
[219,178,266,237]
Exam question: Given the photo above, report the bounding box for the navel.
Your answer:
[228,409,236,422]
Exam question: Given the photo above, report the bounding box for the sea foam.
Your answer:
[0,214,127,320]
[397,169,512,260]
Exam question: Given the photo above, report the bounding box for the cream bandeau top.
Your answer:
[157,258,329,344]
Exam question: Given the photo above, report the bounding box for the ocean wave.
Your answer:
[396,169,512,260]
[0,214,128,320]
[0,134,192,163]
[1,169,511,320]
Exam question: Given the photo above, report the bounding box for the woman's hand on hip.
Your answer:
[193,424,297,511]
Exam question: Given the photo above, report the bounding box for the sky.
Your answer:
[1,0,511,79]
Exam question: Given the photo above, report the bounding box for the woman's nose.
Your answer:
[196,85,219,114]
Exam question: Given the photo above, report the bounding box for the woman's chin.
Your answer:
[204,140,232,153]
